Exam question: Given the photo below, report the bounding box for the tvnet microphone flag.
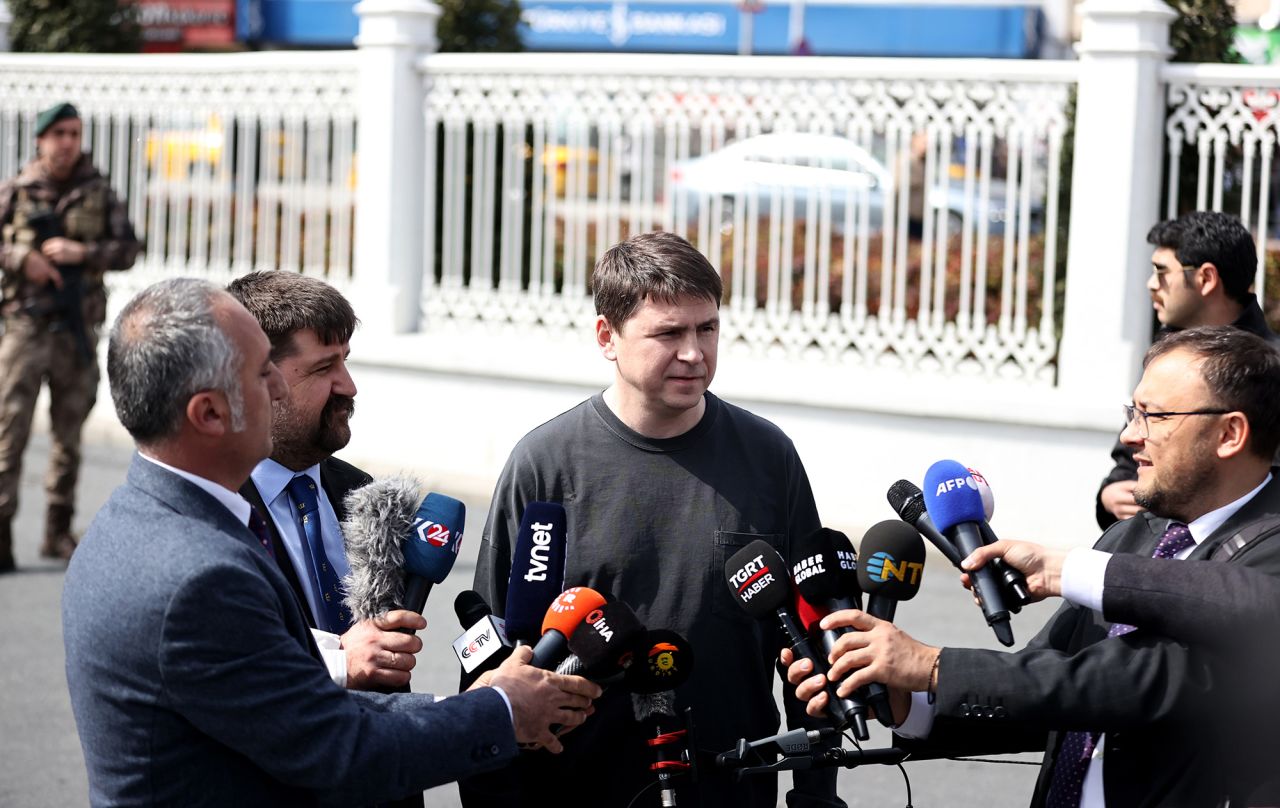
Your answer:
[856,519,926,723]
[530,586,607,670]
[453,590,513,688]
[790,528,870,740]
[724,540,854,732]
[923,459,1015,647]
[341,478,465,628]
[505,502,568,644]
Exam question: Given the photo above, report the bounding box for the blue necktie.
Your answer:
[1044,521,1196,808]
[285,474,350,634]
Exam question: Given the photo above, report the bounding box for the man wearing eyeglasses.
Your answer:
[784,325,1280,807]
[1097,211,1279,529]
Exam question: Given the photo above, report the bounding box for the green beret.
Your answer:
[35,102,79,137]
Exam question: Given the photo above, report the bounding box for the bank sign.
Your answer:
[521,1,738,52]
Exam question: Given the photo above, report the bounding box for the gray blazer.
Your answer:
[63,455,517,807]
[901,471,1280,807]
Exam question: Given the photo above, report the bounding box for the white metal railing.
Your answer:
[1164,63,1280,301]
[0,52,359,292]
[420,54,1075,384]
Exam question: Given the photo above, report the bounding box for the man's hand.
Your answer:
[340,610,426,690]
[779,611,938,725]
[41,237,87,265]
[961,540,1067,603]
[21,250,63,289]
[1100,479,1145,521]
[480,646,602,754]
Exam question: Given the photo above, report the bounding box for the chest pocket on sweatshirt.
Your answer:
[713,530,786,623]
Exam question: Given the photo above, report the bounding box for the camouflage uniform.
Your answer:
[0,153,140,563]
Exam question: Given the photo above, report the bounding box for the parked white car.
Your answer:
[667,132,1040,235]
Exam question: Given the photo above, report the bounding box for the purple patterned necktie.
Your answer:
[1044,521,1195,808]
[248,508,274,559]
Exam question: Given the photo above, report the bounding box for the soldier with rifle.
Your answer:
[0,102,141,571]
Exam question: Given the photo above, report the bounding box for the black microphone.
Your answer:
[922,460,1015,646]
[453,590,514,689]
[629,630,696,808]
[888,479,1028,611]
[341,478,466,628]
[724,540,851,731]
[856,520,926,724]
[554,600,647,681]
[504,501,568,645]
[790,528,870,740]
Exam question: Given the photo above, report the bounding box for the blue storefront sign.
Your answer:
[236,0,1042,59]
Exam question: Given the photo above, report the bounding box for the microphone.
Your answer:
[887,479,1028,610]
[923,460,1015,646]
[555,600,647,681]
[453,590,513,689]
[789,528,870,740]
[629,630,696,808]
[854,520,926,724]
[724,540,852,732]
[964,467,1032,606]
[504,502,568,644]
[530,586,607,670]
[342,478,465,629]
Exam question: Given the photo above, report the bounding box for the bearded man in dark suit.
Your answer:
[228,271,418,693]
[786,326,1280,807]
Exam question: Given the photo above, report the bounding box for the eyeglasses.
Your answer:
[1123,403,1230,438]
[1150,264,1200,280]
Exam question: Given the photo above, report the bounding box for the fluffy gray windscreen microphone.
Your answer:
[341,475,424,623]
[632,690,677,723]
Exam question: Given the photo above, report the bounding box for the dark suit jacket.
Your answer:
[904,471,1280,807]
[1095,297,1280,529]
[63,455,516,807]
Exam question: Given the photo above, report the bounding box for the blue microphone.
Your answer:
[923,460,1014,646]
[504,501,568,644]
[398,493,466,632]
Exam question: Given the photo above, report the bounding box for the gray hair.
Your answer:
[107,278,245,446]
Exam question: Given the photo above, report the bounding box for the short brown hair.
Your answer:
[1146,326,1280,460]
[591,231,722,329]
[226,271,358,360]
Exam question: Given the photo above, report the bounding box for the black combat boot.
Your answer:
[41,504,77,561]
[0,521,14,572]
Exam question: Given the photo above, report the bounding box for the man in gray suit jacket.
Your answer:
[63,278,599,806]
[786,326,1280,807]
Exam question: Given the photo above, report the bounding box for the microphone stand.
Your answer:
[716,730,909,779]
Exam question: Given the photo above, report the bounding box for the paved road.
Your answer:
[0,434,1050,807]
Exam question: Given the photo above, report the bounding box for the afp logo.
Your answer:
[934,475,978,497]
[864,551,923,585]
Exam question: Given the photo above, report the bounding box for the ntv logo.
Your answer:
[864,551,922,585]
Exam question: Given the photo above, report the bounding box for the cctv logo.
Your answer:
[934,475,978,497]
[865,551,923,585]
[460,630,493,659]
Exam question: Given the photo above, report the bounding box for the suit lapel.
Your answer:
[1191,470,1280,561]
[240,477,318,629]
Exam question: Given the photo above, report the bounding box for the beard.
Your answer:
[1133,446,1214,523]
[272,394,355,470]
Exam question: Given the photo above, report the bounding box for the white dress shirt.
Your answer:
[899,473,1271,807]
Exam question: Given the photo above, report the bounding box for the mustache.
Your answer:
[322,394,355,421]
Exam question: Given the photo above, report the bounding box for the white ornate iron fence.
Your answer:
[0,52,359,290]
[420,54,1075,384]
[1164,64,1280,301]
